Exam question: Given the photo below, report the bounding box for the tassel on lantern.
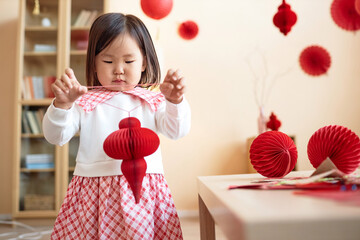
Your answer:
[273,0,297,36]
[103,117,160,203]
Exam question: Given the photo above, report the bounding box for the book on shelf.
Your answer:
[22,76,56,99]
[25,163,55,169]
[26,153,53,164]
[25,111,41,134]
[33,44,56,52]
[22,108,45,134]
[73,10,98,27]
[25,153,54,169]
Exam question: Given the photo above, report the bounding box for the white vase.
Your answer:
[257,106,267,135]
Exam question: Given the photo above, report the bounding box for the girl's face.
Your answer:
[95,33,146,91]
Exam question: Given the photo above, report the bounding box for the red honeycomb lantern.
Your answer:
[307,125,360,174]
[266,112,282,131]
[140,0,173,20]
[273,0,297,36]
[250,131,297,178]
[103,117,160,203]
[331,0,360,31]
[178,20,199,40]
[299,45,331,76]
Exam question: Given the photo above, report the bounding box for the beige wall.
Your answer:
[1,0,360,215]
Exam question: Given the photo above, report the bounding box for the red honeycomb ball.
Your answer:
[250,131,297,178]
[307,125,360,174]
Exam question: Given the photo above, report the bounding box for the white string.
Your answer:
[0,220,52,240]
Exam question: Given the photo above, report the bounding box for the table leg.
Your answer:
[198,194,216,240]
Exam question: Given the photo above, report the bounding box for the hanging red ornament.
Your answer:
[355,0,360,15]
[250,131,298,178]
[273,0,297,36]
[103,117,160,203]
[178,20,199,40]
[331,0,360,31]
[307,125,360,174]
[299,45,331,76]
[140,0,173,20]
[266,112,282,131]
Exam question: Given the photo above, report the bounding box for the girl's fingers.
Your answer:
[60,73,73,90]
[53,78,69,93]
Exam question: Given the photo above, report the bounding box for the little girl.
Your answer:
[43,13,191,239]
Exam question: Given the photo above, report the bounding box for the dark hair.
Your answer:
[86,13,160,87]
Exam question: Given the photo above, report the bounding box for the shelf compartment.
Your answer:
[23,54,57,77]
[25,0,59,27]
[19,171,55,211]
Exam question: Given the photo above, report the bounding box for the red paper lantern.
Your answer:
[273,0,297,36]
[355,0,360,15]
[178,20,199,40]
[103,117,160,203]
[331,0,360,31]
[266,112,281,131]
[140,0,173,20]
[299,45,331,76]
[250,131,298,178]
[307,125,360,174]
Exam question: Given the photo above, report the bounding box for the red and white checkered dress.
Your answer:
[51,174,183,239]
[51,88,182,239]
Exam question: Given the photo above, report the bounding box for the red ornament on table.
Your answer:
[103,117,160,203]
[140,0,173,20]
[299,45,331,76]
[178,20,199,40]
[250,131,298,178]
[266,112,281,131]
[307,125,360,174]
[330,0,360,31]
[273,0,297,36]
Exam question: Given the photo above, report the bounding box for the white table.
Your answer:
[198,171,360,240]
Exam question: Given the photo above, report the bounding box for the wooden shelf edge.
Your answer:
[20,168,55,172]
[13,210,58,218]
[21,99,53,106]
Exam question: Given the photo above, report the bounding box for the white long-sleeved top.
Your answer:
[42,93,191,177]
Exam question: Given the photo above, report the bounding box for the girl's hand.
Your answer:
[160,69,186,104]
[52,68,88,109]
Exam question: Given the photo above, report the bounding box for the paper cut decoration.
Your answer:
[330,0,360,31]
[273,0,297,35]
[140,0,173,20]
[103,117,160,203]
[250,131,297,178]
[266,112,281,131]
[307,125,360,174]
[299,45,331,76]
[178,20,199,40]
